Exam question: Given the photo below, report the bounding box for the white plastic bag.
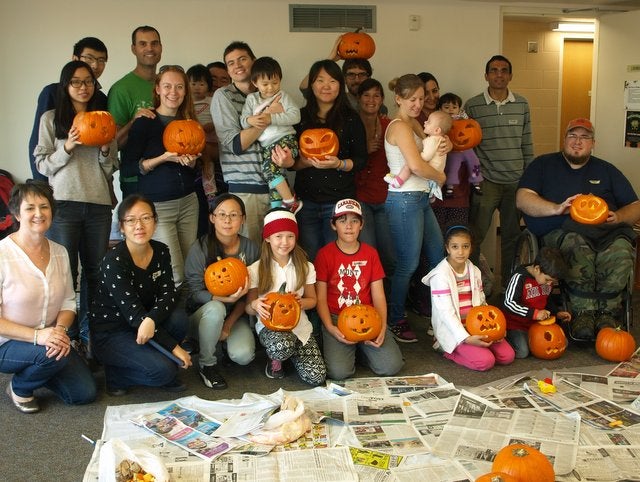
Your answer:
[247,396,312,445]
[98,438,169,482]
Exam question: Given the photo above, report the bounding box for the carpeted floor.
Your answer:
[1,302,637,481]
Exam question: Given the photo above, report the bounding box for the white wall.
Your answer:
[1,0,501,181]
[592,10,640,194]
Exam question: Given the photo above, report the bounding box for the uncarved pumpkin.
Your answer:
[337,303,382,342]
[299,128,340,159]
[475,472,518,482]
[596,326,636,362]
[261,283,301,332]
[465,305,506,342]
[491,443,555,482]
[450,118,482,151]
[569,193,609,225]
[204,257,248,297]
[163,119,206,155]
[72,111,116,147]
[337,29,376,59]
[528,316,567,360]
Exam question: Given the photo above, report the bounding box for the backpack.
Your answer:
[0,169,16,239]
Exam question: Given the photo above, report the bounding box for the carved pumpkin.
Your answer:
[569,193,609,225]
[261,283,301,331]
[204,257,248,297]
[596,326,636,362]
[465,305,506,342]
[72,111,116,147]
[299,128,340,159]
[491,443,555,482]
[337,29,376,59]
[337,302,382,342]
[475,473,518,482]
[450,118,483,151]
[528,316,567,360]
[163,119,206,155]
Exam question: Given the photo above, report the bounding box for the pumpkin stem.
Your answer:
[278,282,288,294]
[512,447,530,457]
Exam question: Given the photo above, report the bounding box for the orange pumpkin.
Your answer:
[528,316,567,360]
[450,118,483,151]
[204,257,248,297]
[465,305,506,342]
[261,283,301,331]
[163,119,206,155]
[596,326,636,362]
[491,443,555,482]
[475,473,518,482]
[337,29,376,59]
[299,128,339,159]
[569,193,609,225]
[72,111,116,147]
[337,303,382,342]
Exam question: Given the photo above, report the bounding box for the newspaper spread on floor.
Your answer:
[83,362,640,482]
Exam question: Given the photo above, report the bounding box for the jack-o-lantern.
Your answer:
[261,283,301,332]
[569,194,609,225]
[163,119,206,155]
[337,28,376,60]
[72,111,116,147]
[337,302,382,342]
[528,316,567,360]
[299,128,340,159]
[596,326,636,362]
[465,305,506,342]
[204,257,248,297]
[449,118,483,151]
[475,473,518,482]
[491,443,555,482]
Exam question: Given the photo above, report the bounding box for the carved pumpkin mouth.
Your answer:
[478,323,499,331]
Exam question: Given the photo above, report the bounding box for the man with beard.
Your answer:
[516,118,640,340]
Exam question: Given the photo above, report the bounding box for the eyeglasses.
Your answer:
[345,72,369,80]
[566,133,593,142]
[212,212,242,221]
[159,64,185,73]
[488,68,510,75]
[122,214,155,227]
[69,78,96,88]
[80,54,107,66]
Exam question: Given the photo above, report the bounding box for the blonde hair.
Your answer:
[256,240,310,294]
[388,74,425,101]
[428,110,453,134]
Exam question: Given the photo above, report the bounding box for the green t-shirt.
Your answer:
[107,71,154,127]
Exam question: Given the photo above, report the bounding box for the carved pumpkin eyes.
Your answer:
[569,194,609,225]
[299,128,340,159]
[72,111,116,146]
[449,118,483,151]
[528,316,567,360]
[337,304,382,342]
[163,119,206,155]
[465,305,507,342]
[204,258,248,297]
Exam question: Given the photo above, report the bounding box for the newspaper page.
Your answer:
[433,390,580,475]
[554,370,640,404]
[330,373,446,397]
[343,395,409,425]
[556,446,640,482]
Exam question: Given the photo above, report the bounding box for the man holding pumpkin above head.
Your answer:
[516,118,640,340]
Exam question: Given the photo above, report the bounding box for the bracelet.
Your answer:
[33,328,39,346]
[57,325,68,333]
[337,159,347,171]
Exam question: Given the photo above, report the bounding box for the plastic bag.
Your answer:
[98,438,169,482]
[247,396,312,445]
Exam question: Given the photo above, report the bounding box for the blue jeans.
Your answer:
[0,340,96,404]
[359,201,396,275]
[92,309,188,390]
[296,199,338,261]
[385,191,444,323]
[47,201,112,342]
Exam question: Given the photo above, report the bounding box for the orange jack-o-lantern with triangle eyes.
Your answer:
[337,302,382,342]
[261,283,301,332]
[465,305,506,342]
[528,316,567,360]
[299,128,340,159]
[449,118,483,151]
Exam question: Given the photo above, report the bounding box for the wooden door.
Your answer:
[560,39,593,147]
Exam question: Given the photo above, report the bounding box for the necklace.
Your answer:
[11,234,49,262]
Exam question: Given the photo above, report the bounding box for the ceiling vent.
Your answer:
[289,4,376,32]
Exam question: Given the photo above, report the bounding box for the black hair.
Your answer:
[223,41,256,62]
[485,55,512,74]
[207,61,226,70]
[131,26,161,45]
[532,247,567,279]
[444,225,472,245]
[438,92,463,109]
[54,60,99,139]
[417,72,439,88]
[342,58,372,76]
[203,193,246,265]
[186,64,213,91]
[73,37,107,58]
[117,194,157,223]
[357,78,384,99]
[9,180,56,219]
[250,56,283,83]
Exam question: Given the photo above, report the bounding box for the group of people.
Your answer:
[1,25,639,414]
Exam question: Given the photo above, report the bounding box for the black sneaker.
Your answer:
[571,311,596,340]
[265,359,285,379]
[595,311,619,332]
[163,378,187,393]
[199,365,228,390]
[390,319,418,343]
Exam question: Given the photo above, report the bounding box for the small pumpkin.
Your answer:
[528,316,567,360]
[596,326,636,362]
[491,443,555,482]
[337,302,382,342]
[449,118,483,151]
[72,110,116,146]
[475,472,518,482]
[299,128,340,159]
[465,305,506,342]
[569,193,609,225]
[163,119,206,155]
[337,28,376,59]
[261,283,301,332]
[204,257,248,297]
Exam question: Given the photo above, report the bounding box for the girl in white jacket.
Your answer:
[422,226,515,371]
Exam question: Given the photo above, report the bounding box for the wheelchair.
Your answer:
[510,228,634,340]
